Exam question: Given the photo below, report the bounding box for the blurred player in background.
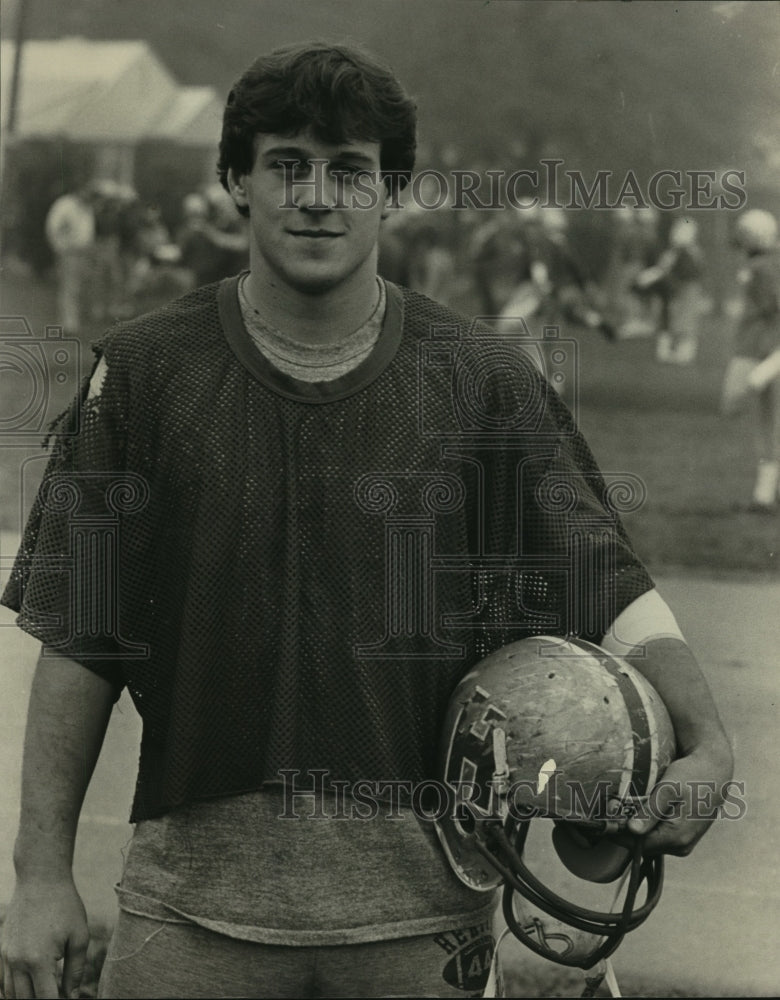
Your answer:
[44,185,96,335]
[635,216,710,366]
[469,208,533,317]
[88,180,134,324]
[177,184,250,288]
[603,206,664,339]
[720,208,780,512]
[524,206,616,341]
[378,196,455,304]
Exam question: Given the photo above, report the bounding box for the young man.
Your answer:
[1,42,733,999]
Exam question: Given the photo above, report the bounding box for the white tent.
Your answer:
[1,37,223,146]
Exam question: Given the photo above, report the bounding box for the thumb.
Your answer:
[628,778,684,836]
[62,927,90,1000]
[627,809,657,837]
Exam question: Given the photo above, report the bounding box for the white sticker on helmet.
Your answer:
[537,758,557,795]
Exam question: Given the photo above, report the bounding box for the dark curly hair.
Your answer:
[217,41,417,214]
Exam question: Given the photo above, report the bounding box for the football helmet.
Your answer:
[668,217,698,248]
[540,206,569,234]
[733,209,778,253]
[433,635,676,969]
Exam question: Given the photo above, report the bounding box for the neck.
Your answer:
[243,252,381,345]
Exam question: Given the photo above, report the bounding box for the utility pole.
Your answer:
[7,0,29,133]
[1,0,30,259]
[2,0,30,188]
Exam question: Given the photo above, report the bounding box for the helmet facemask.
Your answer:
[433,636,676,971]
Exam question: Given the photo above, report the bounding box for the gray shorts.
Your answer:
[97,909,504,998]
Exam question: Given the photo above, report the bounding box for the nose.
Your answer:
[291,160,341,212]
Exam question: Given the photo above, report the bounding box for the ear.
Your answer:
[379,182,393,221]
[380,174,407,220]
[227,168,249,210]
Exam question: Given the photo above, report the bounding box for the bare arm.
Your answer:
[1,650,116,999]
[601,591,734,855]
[623,636,734,855]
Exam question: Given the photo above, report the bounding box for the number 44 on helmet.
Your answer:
[431,636,677,971]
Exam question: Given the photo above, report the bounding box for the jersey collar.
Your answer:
[217,274,404,404]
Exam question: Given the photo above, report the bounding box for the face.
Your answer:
[228,130,389,296]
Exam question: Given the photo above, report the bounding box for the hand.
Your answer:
[627,743,734,857]
[0,879,89,999]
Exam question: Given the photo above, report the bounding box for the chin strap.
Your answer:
[473,817,663,970]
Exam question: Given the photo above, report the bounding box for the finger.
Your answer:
[29,965,60,1000]
[642,827,695,857]
[628,781,684,836]
[62,931,89,1000]
[626,802,660,837]
[627,812,660,836]
[642,817,714,857]
[628,816,657,836]
[10,970,34,1000]
[1,960,16,1000]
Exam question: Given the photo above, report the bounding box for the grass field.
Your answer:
[2,267,777,575]
[572,318,778,577]
[502,964,709,998]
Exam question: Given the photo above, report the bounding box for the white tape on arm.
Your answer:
[601,589,685,655]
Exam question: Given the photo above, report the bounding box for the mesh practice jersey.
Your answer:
[2,278,654,822]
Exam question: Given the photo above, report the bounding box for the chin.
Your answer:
[290,274,344,296]
[286,265,359,296]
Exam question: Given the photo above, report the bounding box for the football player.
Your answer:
[720,208,780,511]
[1,42,733,999]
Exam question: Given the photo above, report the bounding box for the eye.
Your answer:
[270,159,307,178]
[331,163,369,179]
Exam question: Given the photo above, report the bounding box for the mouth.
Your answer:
[289,229,343,239]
